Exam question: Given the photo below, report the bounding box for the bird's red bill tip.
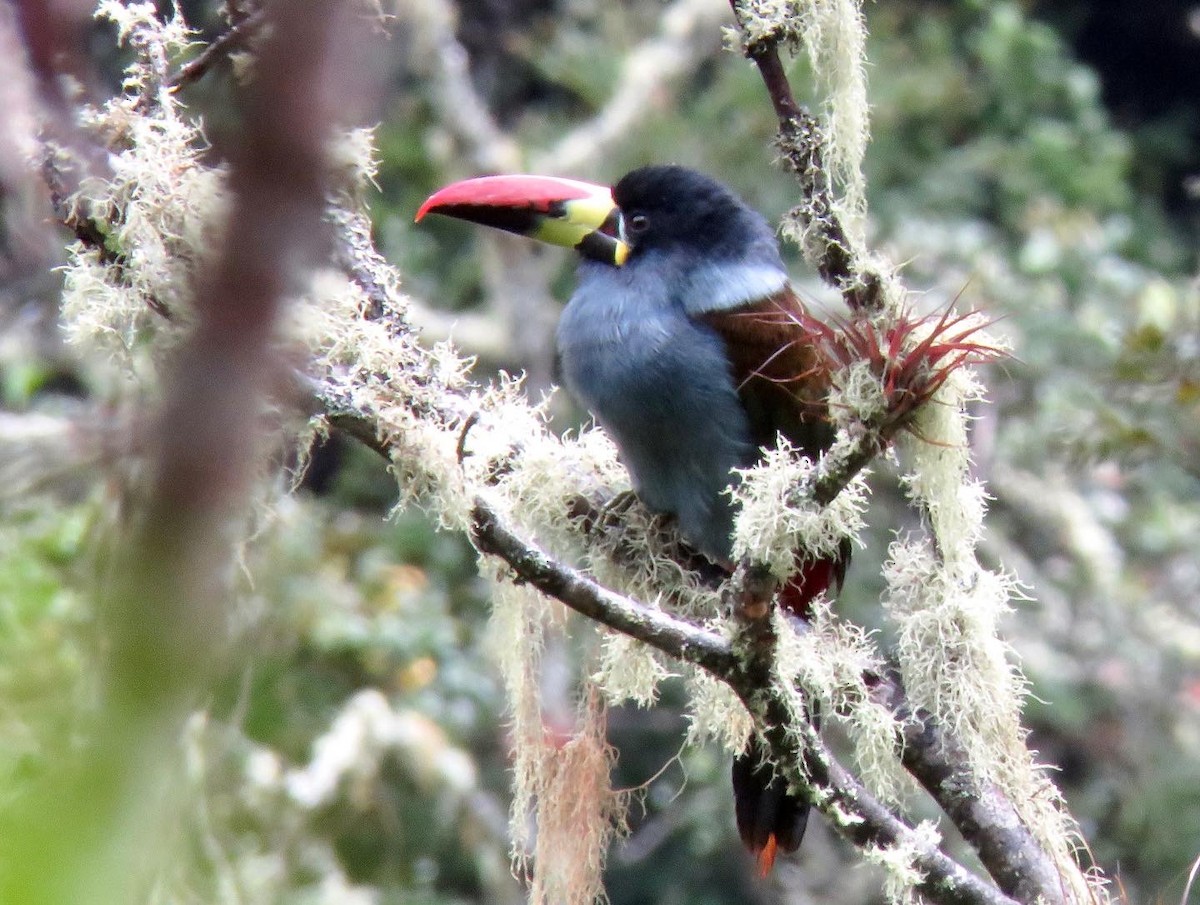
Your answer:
[415,174,609,223]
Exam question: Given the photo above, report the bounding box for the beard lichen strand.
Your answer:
[794,0,870,244]
[684,656,754,756]
[592,629,669,708]
[482,568,551,866]
[483,553,633,905]
[890,368,1025,770]
[864,820,945,905]
[529,691,628,905]
[771,603,909,808]
[887,372,1105,905]
[730,437,870,581]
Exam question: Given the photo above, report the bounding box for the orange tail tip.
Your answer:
[756,834,780,877]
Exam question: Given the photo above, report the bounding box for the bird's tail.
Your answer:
[733,734,812,876]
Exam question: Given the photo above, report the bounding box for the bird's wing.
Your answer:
[698,285,833,456]
[703,290,847,873]
[699,284,849,613]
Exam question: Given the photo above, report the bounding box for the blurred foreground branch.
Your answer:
[4,5,382,905]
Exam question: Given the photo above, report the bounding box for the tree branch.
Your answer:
[8,6,381,905]
[167,7,267,89]
[739,675,1020,905]
[466,484,1018,905]
[475,470,1008,905]
[470,499,737,676]
[876,676,1071,905]
[729,0,887,314]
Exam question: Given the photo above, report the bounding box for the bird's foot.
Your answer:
[601,489,641,521]
[565,489,644,537]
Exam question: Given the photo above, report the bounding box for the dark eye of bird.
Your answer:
[625,212,650,236]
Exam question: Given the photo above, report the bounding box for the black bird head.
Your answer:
[610,165,779,266]
[417,165,781,274]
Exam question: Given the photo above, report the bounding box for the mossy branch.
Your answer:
[729,0,887,313]
[320,384,1033,905]
[463,480,1017,905]
[724,623,1019,905]
[875,676,1073,905]
[469,500,737,676]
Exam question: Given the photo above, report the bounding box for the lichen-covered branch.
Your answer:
[736,675,1020,905]
[465,478,1016,905]
[728,0,890,314]
[470,499,737,676]
[721,4,1101,904]
[320,370,1033,905]
[456,431,1082,905]
[875,677,1071,905]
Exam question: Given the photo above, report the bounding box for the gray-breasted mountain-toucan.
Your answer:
[419,165,848,874]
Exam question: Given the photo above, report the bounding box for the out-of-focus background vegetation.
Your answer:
[2,1,1199,903]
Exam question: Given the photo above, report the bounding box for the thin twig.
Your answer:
[168,9,267,89]
[728,0,886,313]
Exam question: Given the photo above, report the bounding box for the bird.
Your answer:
[417,165,848,875]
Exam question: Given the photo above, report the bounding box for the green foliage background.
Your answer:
[2,1,1199,903]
